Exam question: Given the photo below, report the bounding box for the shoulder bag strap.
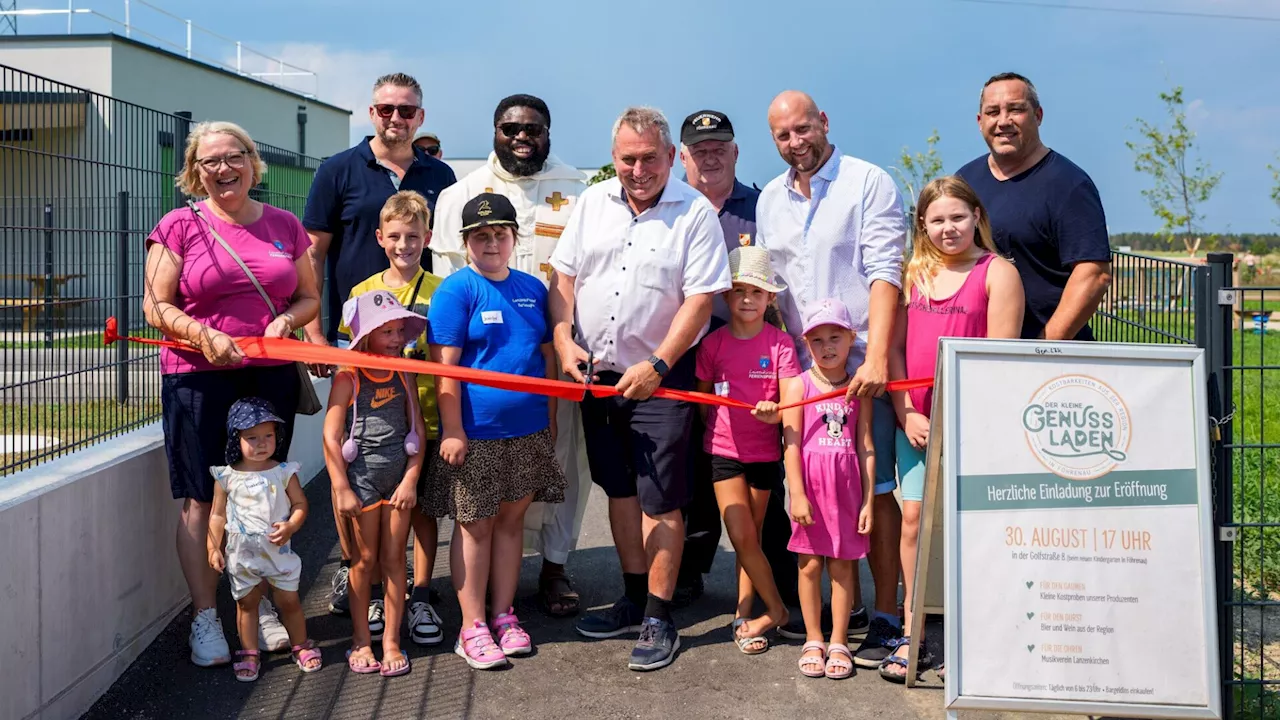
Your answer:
[188,201,278,319]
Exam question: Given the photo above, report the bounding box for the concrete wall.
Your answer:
[0,35,351,159]
[0,375,330,720]
[0,39,113,95]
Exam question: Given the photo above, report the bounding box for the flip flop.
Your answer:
[346,648,381,674]
[798,641,827,678]
[731,618,769,655]
[379,650,411,677]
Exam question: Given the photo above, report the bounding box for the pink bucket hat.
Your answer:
[341,290,427,350]
[801,298,855,336]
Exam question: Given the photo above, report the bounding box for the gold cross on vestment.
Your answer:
[546,191,569,211]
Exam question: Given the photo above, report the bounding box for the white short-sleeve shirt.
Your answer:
[550,177,731,372]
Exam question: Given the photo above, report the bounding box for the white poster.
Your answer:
[942,342,1220,719]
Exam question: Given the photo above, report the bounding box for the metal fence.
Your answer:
[1092,250,1278,719]
[0,63,320,475]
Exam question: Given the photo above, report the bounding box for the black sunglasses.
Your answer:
[423,144,440,156]
[498,122,546,139]
[374,104,420,119]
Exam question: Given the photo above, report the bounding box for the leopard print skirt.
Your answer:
[421,428,566,524]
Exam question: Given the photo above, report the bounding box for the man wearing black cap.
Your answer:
[672,110,768,608]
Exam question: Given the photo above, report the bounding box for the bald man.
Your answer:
[755,91,908,670]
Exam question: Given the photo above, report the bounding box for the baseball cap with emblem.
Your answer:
[460,192,519,234]
[681,110,735,145]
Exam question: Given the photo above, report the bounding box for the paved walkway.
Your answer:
[84,472,1090,720]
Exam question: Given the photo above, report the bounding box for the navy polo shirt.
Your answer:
[956,150,1110,341]
[695,178,760,321]
[303,137,457,338]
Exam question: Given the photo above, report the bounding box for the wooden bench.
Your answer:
[0,297,92,332]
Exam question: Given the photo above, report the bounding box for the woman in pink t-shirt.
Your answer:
[695,247,801,656]
[879,176,1023,682]
[143,121,319,668]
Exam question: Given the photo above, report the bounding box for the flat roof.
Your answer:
[0,33,351,116]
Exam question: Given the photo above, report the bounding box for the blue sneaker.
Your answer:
[628,617,680,671]
[575,596,644,639]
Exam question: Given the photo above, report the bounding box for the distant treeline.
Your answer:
[1110,232,1280,254]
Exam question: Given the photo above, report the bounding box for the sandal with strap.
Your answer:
[825,643,854,680]
[538,567,581,618]
[879,636,932,684]
[454,621,508,670]
[491,609,533,656]
[732,618,769,655]
[798,641,827,678]
[291,639,322,673]
[233,649,260,683]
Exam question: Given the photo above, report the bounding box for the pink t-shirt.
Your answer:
[148,201,311,374]
[696,324,801,462]
[905,253,993,417]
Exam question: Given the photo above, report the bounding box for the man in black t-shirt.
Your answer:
[956,72,1111,340]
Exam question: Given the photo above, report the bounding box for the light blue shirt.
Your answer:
[756,146,906,372]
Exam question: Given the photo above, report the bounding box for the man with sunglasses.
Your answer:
[431,94,593,620]
[303,72,456,350]
[413,130,443,160]
[301,71,455,627]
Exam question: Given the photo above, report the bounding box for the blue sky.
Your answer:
[19,0,1280,233]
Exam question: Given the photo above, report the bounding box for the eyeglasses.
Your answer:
[423,145,440,156]
[196,151,251,171]
[498,122,546,139]
[373,104,421,120]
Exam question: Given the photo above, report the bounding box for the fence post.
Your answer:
[1202,251,1234,719]
[116,190,129,404]
[43,203,54,349]
[173,111,192,210]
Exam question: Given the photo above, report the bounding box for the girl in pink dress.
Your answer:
[782,298,874,680]
[880,176,1024,682]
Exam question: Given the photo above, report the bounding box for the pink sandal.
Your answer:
[825,643,854,680]
[491,608,532,657]
[346,646,381,674]
[454,621,508,670]
[798,641,826,678]
[233,649,260,682]
[291,639,322,673]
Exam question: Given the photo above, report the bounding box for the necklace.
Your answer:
[810,366,851,388]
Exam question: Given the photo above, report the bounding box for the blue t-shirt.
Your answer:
[427,267,551,440]
[302,137,457,340]
[956,150,1110,340]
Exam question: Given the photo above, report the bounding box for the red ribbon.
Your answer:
[104,317,932,410]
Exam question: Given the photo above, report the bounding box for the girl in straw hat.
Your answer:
[694,245,801,656]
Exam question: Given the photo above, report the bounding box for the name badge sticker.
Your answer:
[481,310,504,325]
[714,381,730,397]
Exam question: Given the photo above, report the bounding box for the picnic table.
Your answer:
[0,273,88,332]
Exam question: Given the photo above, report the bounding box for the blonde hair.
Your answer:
[380,190,431,229]
[904,176,998,302]
[175,121,267,197]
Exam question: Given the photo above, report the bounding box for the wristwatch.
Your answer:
[648,355,669,377]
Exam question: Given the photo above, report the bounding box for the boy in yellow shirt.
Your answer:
[336,190,446,646]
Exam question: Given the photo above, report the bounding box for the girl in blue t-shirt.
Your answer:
[424,193,566,670]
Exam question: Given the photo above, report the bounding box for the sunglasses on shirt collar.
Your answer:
[498,122,546,139]
[374,104,420,120]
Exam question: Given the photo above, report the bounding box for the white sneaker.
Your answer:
[257,598,291,652]
[189,607,231,667]
[409,600,444,646]
[369,598,385,640]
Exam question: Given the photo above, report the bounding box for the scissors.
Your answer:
[576,349,596,386]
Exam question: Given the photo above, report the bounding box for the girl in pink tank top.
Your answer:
[880,176,1025,682]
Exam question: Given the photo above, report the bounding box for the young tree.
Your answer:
[888,130,943,247]
[588,163,616,186]
[1269,153,1280,226]
[1126,86,1223,249]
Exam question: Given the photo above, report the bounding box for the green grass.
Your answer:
[1233,684,1280,720]
[0,399,161,476]
[0,331,113,349]
[1231,332,1280,598]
